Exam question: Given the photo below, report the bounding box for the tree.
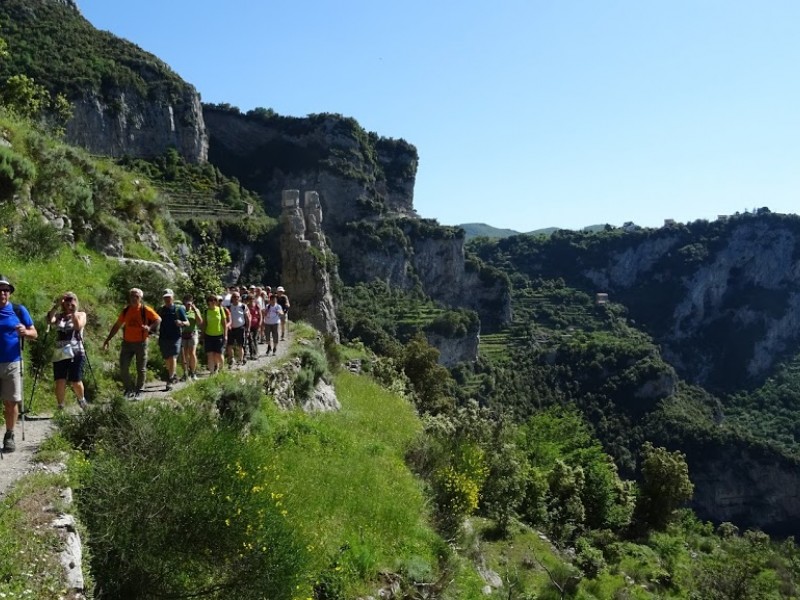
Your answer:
[634,442,694,531]
[186,226,231,299]
[402,333,454,414]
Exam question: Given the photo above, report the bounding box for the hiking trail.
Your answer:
[0,330,293,497]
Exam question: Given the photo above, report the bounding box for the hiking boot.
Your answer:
[281,335,285,341]
[3,430,15,453]
[78,398,88,410]
[165,383,173,391]
[265,346,271,355]
[133,390,144,401]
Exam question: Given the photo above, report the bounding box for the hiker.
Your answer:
[157,289,188,391]
[180,293,203,381]
[0,275,37,453]
[102,288,161,399]
[275,286,290,340]
[246,293,261,360]
[264,293,283,356]
[46,291,88,411]
[225,291,250,368]
[203,294,229,374]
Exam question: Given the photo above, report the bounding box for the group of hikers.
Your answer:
[0,275,290,453]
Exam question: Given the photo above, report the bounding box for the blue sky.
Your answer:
[77,1,800,232]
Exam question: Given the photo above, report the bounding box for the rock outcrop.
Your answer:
[280,190,339,341]
[579,214,800,390]
[66,87,208,163]
[684,439,800,536]
[204,108,512,333]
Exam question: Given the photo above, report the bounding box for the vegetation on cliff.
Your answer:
[2,8,800,598]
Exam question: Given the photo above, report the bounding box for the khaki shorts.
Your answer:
[0,361,22,404]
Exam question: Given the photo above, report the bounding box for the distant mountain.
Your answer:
[458,223,521,239]
[459,222,610,240]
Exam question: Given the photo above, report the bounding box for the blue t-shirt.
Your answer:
[157,304,187,341]
[0,303,33,363]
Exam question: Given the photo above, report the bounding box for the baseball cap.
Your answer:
[277,286,285,292]
[0,275,14,293]
[163,288,174,297]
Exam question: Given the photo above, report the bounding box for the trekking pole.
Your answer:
[83,347,98,404]
[19,332,25,442]
[25,325,50,420]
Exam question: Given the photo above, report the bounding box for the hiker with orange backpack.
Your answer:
[102,288,161,400]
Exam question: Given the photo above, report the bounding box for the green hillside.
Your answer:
[0,5,799,598]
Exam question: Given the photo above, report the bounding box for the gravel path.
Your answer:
[0,414,56,498]
[0,330,294,497]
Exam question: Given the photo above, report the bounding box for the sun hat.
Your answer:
[0,275,15,293]
[277,286,285,292]
[163,288,174,297]
[129,287,144,298]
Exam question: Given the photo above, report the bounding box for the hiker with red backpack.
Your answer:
[102,287,161,400]
[0,275,37,453]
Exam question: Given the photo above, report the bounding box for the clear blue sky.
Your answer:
[77,1,800,232]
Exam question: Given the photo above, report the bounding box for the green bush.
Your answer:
[11,215,63,259]
[74,401,307,599]
[0,144,35,199]
[293,346,331,400]
[107,261,174,306]
[214,376,264,428]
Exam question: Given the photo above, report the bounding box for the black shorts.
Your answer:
[228,327,246,347]
[53,354,85,383]
[204,334,224,354]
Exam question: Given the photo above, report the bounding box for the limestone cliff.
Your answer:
[575,214,800,391]
[683,438,800,536]
[0,0,208,163]
[280,190,339,341]
[65,87,208,163]
[204,107,512,333]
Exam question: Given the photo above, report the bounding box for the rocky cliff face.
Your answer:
[580,214,800,390]
[204,108,512,333]
[280,190,339,341]
[685,439,800,536]
[65,87,208,163]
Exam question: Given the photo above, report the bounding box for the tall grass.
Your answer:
[265,371,450,597]
[0,472,72,598]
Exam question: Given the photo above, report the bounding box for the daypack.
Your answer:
[121,304,148,322]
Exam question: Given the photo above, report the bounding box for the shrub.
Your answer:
[293,346,331,400]
[214,376,263,428]
[11,214,63,259]
[107,261,173,306]
[0,145,35,200]
[74,402,307,599]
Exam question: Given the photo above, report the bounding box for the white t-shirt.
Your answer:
[264,303,283,325]
[229,303,248,328]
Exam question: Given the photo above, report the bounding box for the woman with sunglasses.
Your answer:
[47,291,88,411]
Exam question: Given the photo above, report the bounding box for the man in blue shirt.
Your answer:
[0,275,38,452]
[157,289,188,391]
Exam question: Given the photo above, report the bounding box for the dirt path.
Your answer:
[0,329,294,497]
[0,415,56,498]
[136,330,293,399]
